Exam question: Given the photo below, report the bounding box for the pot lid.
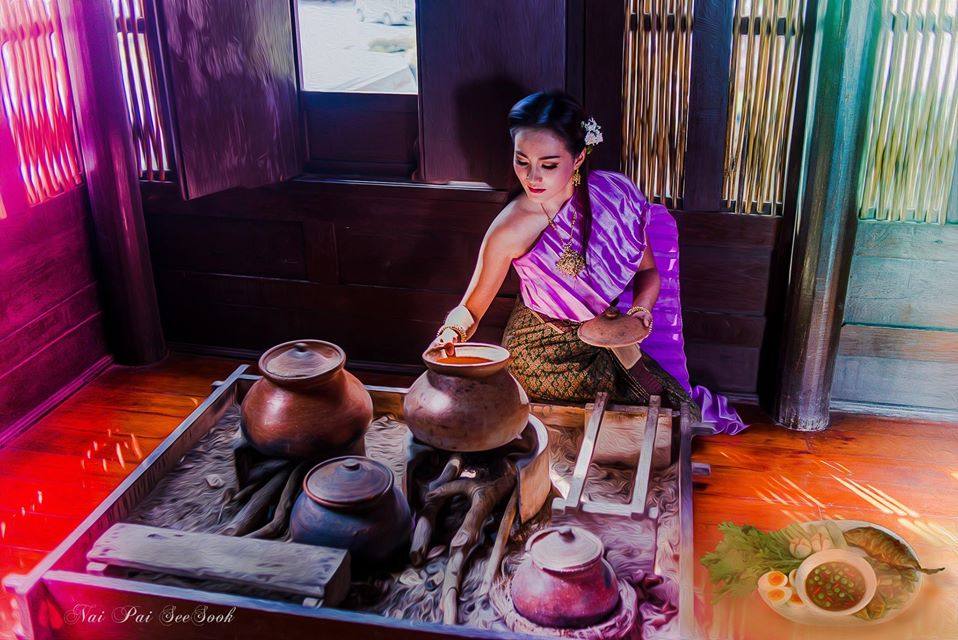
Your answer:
[260,339,344,382]
[577,307,650,348]
[303,456,393,508]
[527,526,604,573]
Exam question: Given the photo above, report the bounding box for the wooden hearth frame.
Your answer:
[3,365,710,640]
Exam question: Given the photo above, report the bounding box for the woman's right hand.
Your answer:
[428,327,461,356]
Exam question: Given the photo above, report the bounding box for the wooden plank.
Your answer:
[685,343,761,393]
[674,210,781,248]
[0,284,101,379]
[582,0,625,172]
[682,311,766,348]
[337,229,521,295]
[854,219,958,262]
[305,93,417,178]
[553,391,609,514]
[831,355,958,411]
[838,324,958,363]
[0,316,107,431]
[844,256,958,329]
[87,523,350,606]
[156,0,303,198]
[628,396,661,517]
[683,0,734,210]
[417,0,566,187]
[679,245,773,315]
[147,215,309,279]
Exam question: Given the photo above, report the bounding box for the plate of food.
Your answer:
[702,519,945,626]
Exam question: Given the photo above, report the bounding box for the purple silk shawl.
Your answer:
[511,170,746,434]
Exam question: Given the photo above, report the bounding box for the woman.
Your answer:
[430,91,744,433]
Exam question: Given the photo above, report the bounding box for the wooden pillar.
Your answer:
[774,0,882,431]
[56,0,166,364]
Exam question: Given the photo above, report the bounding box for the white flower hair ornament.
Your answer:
[581,117,603,153]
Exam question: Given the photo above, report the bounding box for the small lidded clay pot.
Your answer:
[289,456,411,565]
[241,339,372,460]
[510,526,620,628]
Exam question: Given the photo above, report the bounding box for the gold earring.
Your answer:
[572,169,581,187]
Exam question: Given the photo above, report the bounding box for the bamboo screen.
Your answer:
[723,0,808,215]
[113,0,172,181]
[621,0,694,208]
[858,0,958,224]
[0,0,81,208]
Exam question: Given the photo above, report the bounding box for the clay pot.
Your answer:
[511,526,620,628]
[289,456,412,565]
[403,343,529,452]
[241,339,372,460]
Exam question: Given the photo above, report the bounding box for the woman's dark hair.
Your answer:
[508,90,593,262]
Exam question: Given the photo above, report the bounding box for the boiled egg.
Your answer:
[758,570,789,592]
[765,586,793,606]
[787,591,805,607]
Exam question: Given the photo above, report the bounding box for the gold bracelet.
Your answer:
[627,305,652,318]
[437,324,467,342]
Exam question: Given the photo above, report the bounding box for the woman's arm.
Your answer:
[628,239,660,328]
[431,207,534,348]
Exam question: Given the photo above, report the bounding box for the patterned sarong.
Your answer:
[502,299,700,416]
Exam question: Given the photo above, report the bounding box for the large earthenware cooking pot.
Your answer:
[511,526,621,628]
[241,339,373,459]
[289,456,412,565]
[403,343,529,452]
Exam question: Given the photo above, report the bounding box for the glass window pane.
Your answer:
[297,0,417,94]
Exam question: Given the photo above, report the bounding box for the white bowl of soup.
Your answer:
[795,549,878,617]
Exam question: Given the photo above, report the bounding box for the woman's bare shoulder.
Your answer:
[486,196,545,256]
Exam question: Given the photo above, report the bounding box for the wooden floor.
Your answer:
[0,353,955,639]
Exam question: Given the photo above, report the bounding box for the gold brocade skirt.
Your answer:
[501,298,699,415]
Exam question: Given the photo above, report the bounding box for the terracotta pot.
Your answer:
[241,339,372,460]
[289,456,412,565]
[403,343,529,452]
[510,526,620,628]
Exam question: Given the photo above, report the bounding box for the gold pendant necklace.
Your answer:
[540,201,585,278]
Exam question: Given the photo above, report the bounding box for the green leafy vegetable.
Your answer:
[701,522,803,600]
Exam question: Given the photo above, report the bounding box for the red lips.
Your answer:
[528,186,546,194]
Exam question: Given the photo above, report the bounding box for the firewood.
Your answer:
[216,464,292,536]
[246,461,309,539]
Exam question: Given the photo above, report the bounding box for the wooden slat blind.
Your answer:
[0,0,81,208]
[858,0,958,224]
[621,0,694,208]
[723,0,808,215]
[112,0,172,182]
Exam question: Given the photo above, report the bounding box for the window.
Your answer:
[857,0,958,224]
[722,0,809,215]
[0,0,81,206]
[112,0,173,181]
[297,0,417,94]
[621,0,694,208]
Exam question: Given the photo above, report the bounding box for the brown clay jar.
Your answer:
[403,343,529,452]
[241,339,372,460]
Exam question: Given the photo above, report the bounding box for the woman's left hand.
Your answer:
[628,307,653,329]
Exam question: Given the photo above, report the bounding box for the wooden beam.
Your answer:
[774,0,882,431]
[683,0,733,210]
[57,0,166,364]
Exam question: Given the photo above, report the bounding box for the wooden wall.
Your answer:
[141,180,780,396]
[0,187,108,437]
[832,221,958,415]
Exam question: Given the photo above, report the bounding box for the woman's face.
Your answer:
[513,128,585,204]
